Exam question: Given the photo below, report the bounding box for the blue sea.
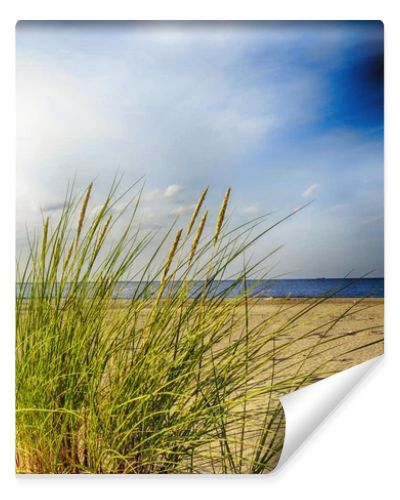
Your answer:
[111,278,384,299]
[18,278,384,299]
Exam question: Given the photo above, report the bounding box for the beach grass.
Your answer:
[16,179,383,473]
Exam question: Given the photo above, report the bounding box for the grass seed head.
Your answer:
[41,217,49,262]
[96,214,113,252]
[189,211,208,263]
[162,228,183,281]
[76,182,93,247]
[187,187,208,235]
[62,241,74,274]
[214,187,231,245]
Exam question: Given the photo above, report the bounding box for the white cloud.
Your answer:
[142,189,162,202]
[43,202,67,212]
[301,183,319,198]
[15,23,383,277]
[164,184,183,198]
[143,185,184,202]
[239,204,261,216]
[16,24,320,216]
[171,204,195,216]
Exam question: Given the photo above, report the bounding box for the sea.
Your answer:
[18,278,384,299]
[112,278,384,299]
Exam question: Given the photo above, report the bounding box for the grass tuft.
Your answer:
[16,179,382,474]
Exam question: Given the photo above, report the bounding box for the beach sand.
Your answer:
[109,296,384,394]
[212,297,384,471]
[233,297,384,387]
[17,297,384,473]
[182,296,383,471]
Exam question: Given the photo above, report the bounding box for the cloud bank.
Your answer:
[16,21,384,277]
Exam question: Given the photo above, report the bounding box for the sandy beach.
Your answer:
[17,296,384,473]
[109,297,384,393]
[235,298,383,397]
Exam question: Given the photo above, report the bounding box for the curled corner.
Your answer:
[276,356,382,470]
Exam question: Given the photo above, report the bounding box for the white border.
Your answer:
[1,2,399,498]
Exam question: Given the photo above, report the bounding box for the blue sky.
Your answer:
[16,21,384,278]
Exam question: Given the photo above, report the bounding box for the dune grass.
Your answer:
[16,179,382,473]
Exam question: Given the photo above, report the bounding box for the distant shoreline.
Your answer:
[106,297,384,306]
[16,278,384,299]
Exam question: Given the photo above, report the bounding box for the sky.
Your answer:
[16,21,384,278]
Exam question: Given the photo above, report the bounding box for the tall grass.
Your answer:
[16,179,382,473]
